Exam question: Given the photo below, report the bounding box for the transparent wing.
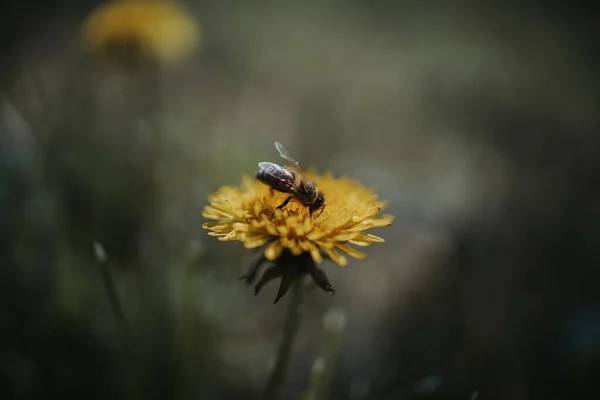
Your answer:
[274,141,301,171]
[258,161,278,170]
[258,161,301,190]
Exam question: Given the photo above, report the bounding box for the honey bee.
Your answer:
[256,141,326,217]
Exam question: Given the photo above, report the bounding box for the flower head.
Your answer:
[203,171,393,303]
[80,0,200,68]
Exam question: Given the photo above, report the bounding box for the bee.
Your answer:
[256,141,326,217]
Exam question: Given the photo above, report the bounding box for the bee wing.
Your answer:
[258,161,293,175]
[258,162,295,182]
[274,141,302,171]
[258,161,273,169]
[258,161,303,191]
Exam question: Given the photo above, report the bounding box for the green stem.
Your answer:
[96,254,129,345]
[263,277,305,400]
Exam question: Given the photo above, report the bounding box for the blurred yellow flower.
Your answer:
[81,0,200,67]
[203,172,393,303]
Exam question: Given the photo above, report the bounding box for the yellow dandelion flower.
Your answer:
[202,146,393,303]
[80,0,200,68]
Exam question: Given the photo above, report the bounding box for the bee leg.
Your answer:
[276,196,293,209]
[304,203,314,216]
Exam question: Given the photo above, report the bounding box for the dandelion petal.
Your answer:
[324,248,348,267]
[264,241,284,261]
[335,243,368,260]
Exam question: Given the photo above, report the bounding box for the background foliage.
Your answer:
[1,1,598,399]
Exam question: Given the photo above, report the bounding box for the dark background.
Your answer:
[1,1,599,399]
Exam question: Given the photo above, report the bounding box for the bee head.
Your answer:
[310,193,326,217]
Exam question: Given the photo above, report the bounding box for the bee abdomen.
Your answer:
[256,168,271,184]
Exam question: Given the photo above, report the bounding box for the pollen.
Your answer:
[202,173,393,268]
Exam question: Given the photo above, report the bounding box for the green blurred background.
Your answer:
[1,1,599,399]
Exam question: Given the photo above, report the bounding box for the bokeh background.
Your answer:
[1,1,599,399]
